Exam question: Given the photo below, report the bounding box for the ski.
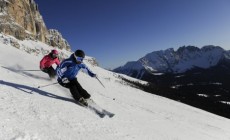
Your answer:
[102,109,115,118]
[88,105,106,118]
[76,99,115,118]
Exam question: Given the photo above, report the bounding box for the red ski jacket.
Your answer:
[40,54,60,69]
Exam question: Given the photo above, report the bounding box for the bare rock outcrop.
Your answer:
[0,0,70,50]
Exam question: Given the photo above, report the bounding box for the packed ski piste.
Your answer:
[1,35,230,140]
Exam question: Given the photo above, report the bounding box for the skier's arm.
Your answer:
[55,58,60,66]
[57,60,71,77]
[82,64,96,77]
[40,56,47,69]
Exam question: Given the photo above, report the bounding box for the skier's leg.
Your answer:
[47,67,56,78]
[41,68,49,74]
[58,80,88,106]
[72,79,91,99]
[69,81,88,106]
[58,81,81,101]
[68,80,83,101]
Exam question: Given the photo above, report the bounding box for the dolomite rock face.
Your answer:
[0,0,71,50]
[47,29,71,51]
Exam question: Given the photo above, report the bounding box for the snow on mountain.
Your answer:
[1,36,230,140]
[114,45,230,78]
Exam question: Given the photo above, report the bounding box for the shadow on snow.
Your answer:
[0,80,75,104]
[1,66,50,81]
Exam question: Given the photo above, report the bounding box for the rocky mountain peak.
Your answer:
[177,45,200,54]
[201,45,223,52]
[0,0,70,50]
[47,29,70,51]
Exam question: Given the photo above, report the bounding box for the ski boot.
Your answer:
[78,97,88,106]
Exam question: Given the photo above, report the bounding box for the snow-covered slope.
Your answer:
[114,46,230,78]
[1,38,230,140]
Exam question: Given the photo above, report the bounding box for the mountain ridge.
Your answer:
[114,45,230,79]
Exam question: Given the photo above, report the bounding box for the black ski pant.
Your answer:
[42,67,56,78]
[59,78,91,101]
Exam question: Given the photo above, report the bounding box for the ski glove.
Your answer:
[62,77,69,83]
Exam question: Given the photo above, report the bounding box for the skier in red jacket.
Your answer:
[40,49,60,79]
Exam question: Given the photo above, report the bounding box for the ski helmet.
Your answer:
[50,49,58,58]
[74,50,85,58]
[51,49,58,55]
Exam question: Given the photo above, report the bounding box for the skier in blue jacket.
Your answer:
[56,50,96,106]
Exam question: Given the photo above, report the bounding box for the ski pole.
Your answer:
[96,76,105,88]
[18,70,41,72]
[37,82,58,88]
[1,66,41,72]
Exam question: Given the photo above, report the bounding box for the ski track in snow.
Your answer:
[0,38,230,140]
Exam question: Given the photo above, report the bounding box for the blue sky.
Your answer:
[35,0,230,69]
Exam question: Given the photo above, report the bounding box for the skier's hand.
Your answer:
[62,77,69,83]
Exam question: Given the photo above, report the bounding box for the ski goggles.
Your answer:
[52,54,58,58]
[51,53,58,58]
[74,53,84,62]
[76,57,83,62]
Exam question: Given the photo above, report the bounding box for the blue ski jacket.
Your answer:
[56,54,95,83]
